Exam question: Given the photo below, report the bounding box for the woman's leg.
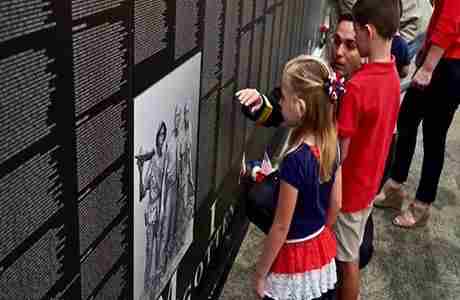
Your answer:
[390,87,426,184]
[376,88,427,210]
[416,59,460,204]
[416,103,458,204]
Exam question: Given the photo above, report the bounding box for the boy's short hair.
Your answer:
[352,0,400,39]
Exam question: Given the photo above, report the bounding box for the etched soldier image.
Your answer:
[134,106,196,300]
[135,121,174,296]
[173,104,196,252]
[134,54,200,300]
[136,107,195,300]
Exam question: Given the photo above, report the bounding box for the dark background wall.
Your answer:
[0,0,329,299]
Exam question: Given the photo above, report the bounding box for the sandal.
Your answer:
[374,180,406,211]
[392,200,430,228]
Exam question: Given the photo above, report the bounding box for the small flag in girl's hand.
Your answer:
[261,151,273,175]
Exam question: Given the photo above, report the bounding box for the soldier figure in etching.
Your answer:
[136,121,174,293]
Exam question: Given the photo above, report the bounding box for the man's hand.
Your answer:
[412,66,433,90]
[235,89,263,113]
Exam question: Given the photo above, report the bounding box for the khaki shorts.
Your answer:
[334,206,373,262]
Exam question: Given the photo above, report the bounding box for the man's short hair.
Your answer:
[352,0,400,39]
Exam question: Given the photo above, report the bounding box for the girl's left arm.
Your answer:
[326,166,342,227]
[255,180,298,279]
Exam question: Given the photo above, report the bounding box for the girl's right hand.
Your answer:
[235,89,263,112]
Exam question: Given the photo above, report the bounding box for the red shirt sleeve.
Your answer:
[428,0,460,50]
[337,82,360,138]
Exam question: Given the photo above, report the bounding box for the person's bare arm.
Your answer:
[412,45,445,89]
[326,166,342,227]
[254,180,297,298]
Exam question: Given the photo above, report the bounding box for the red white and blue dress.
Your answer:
[265,144,337,300]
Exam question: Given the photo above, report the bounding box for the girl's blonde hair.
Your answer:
[280,55,337,182]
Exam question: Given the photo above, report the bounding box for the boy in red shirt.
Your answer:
[335,0,401,299]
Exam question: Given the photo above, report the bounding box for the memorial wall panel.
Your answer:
[270,5,283,88]
[221,0,241,85]
[134,0,169,65]
[71,4,131,299]
[201,0,225,96]
[255,0,266,19]
[241,0,255,27]
[1,1,132,298]
[215,83,235,188]
[175,0,200,59]
[259,13,273,94]
[196,91,218,206]
[0,1,79,298]
[279,1,291,68]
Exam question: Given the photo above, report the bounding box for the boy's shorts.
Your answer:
[334,205,373,262]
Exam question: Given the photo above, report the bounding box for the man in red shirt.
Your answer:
[376,0,460,227]
[335,0,401,299]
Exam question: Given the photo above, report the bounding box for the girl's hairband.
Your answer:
[324,74,346,103]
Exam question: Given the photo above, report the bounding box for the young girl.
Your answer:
[242,55,342,300]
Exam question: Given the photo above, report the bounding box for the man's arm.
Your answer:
[421,44,445,72]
